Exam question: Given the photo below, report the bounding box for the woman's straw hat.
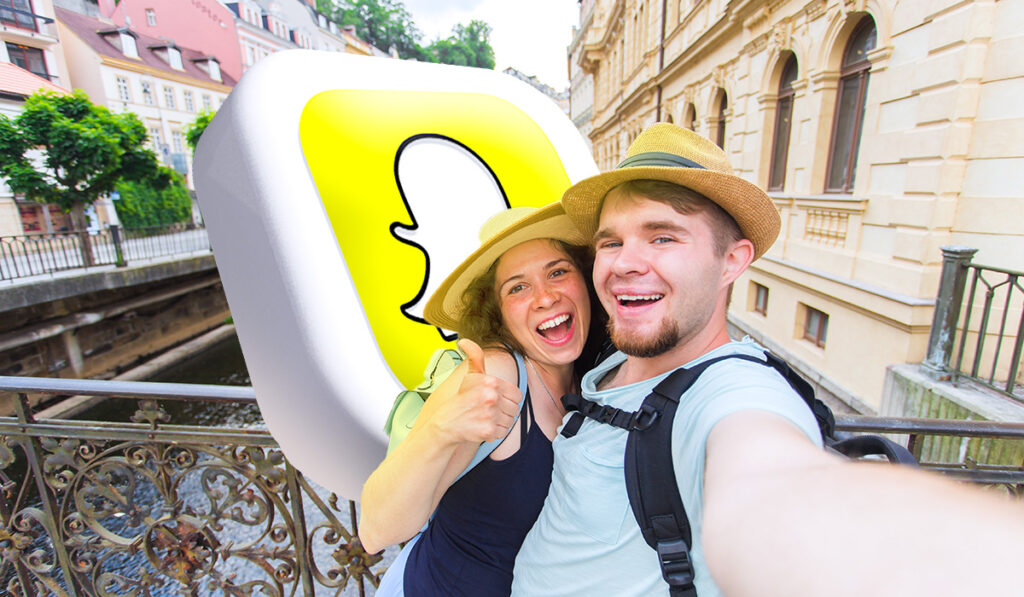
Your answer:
[561,123,780,260]
[423,202,588,334]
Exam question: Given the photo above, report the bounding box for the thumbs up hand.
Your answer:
[427,339,523,445]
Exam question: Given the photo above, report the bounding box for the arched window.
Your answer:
[769,54,798,191]
[825,17,876,193]
[684,103,696,131]
[715,90,728,148]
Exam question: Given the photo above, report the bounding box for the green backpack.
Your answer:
[383,347,528,474]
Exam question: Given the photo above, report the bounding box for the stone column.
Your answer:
[921,246,977,379]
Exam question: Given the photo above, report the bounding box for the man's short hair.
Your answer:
[609,179,744,256]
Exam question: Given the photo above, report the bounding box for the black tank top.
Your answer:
[403,389,554,596]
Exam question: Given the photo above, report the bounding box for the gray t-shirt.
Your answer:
[513,338,823,596]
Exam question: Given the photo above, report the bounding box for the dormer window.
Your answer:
[121,32,138,58]
[151,42,184,70]
[100,27,140,59]
[168,47,182,69]
[192,56,222,82]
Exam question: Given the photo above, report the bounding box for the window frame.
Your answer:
[768,54,798,192]
[824,18,876,194]
[802,305,829,348]
[1,0,38,32]
[116,76,131,102]
[715,91,728,149]
[163,85,176,109]
[753,283,769,316]
[140,80,154,105]
[5,42,48,80]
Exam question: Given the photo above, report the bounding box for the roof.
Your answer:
[0,61,68,98]
[55,7,237,87]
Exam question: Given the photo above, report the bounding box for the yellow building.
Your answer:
[572,0,1023,412]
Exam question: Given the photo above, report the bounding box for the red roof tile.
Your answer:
[0,61,68,98]
[55,7,237,88]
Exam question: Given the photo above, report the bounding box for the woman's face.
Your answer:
[494,239,591,368]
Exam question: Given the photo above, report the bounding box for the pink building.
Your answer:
[96,0,243,82]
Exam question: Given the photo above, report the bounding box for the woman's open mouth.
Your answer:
[536,313,574,344]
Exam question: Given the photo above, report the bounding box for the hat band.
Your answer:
[617,151,707,170]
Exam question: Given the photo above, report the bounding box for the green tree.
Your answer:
[319,0,427,60]
[114,172,192,228]
[0,90,171,236]
[317,0,494,68]
[428,20,494,69]
[185,110,215,152]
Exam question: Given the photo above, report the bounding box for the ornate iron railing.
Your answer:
[0,224,211,282]
[0,377,385,596]
[923,247,1023,399]
[0,376,1022,596]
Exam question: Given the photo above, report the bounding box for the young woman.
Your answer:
[359,203,603,596]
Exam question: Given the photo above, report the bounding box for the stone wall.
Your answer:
[882,364,1024,466]
[0,258,229,411]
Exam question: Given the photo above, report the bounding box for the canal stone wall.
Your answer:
[0,256,231,413]
[882,364,1024,467]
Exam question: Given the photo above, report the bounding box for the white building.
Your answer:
[56,6,234,189]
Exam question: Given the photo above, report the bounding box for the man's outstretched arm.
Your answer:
[702,410,1024,597]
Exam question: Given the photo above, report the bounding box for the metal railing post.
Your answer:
[284,462,316,596]
[922,246,978,379]
[109,225,126,267]
[13,394,80,596]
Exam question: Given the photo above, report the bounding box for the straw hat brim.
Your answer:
[423,203,588,334]
[561,165,780,260]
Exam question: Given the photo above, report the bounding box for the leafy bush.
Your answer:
[114,173,192,228]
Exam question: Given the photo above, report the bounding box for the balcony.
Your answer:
[0,5,57,45]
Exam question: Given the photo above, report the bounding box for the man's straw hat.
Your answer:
[424,202,587,334]
[561,123,780,260]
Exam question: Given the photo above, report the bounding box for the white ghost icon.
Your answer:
[392,135,510,339]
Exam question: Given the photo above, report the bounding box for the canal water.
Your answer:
[66,335,393,596]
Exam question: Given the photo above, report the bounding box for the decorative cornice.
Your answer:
[100,57,233,92]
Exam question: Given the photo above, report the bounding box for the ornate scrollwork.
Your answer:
[0,396,389,595]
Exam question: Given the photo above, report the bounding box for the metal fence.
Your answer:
[923,247,1023,399]
[0,376,1022,596]
[0,377,384,597]
[0,224,211,283]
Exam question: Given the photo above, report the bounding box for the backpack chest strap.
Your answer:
[560,353,767,597]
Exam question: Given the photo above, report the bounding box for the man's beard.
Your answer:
[607,317,680,358]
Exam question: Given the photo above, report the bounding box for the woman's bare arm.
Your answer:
[358,340,521,553]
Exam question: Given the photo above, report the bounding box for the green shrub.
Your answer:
[114,173,192,228]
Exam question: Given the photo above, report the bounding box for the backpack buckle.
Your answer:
[630,404,660,431]
[656,538,694,588]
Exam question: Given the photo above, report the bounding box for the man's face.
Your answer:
[592,191,730,358]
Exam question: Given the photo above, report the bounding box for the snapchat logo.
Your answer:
[195,51,596,499]
[299,90,574,387]
[393,135,508,339]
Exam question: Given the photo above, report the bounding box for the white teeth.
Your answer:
[616,294,664,301]
[538,313,570,330]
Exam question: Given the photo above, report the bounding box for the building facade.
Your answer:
[572,0,1024,411]
[568,0,596,151]
[93,0,243,83]
[0,0,77,236]
[56,6,235,190]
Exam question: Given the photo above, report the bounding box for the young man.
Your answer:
[511,124,1024,596]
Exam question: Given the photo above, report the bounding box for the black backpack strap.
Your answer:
[622,356,737,597]
[562,350,914,595]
